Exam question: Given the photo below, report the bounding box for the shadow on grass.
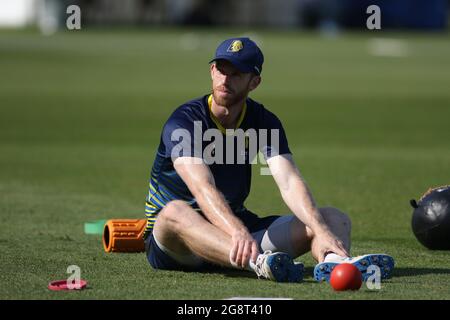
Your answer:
[222,270,319,284]
[204,266,450,282]
[222,269,258,279]
[201,266,318,283]
[394,267,450,278]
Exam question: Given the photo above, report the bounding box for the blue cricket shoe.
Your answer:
[313,254,395,282]
[254,251,304,283]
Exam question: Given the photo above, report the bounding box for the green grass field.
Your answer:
[1,28,449,300]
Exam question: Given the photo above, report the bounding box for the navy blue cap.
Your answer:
[209,37,264,75]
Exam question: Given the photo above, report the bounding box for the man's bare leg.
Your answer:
[152,200,304,282]
[153,200,237,267]
[154,202,351,266]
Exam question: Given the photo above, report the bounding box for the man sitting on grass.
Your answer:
[143,37,394,282]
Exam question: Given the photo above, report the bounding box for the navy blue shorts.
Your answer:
[145,210,280,272]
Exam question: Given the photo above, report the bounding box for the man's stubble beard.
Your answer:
[212,85,250,108]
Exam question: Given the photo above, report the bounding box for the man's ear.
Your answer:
[210,63,215,80]
[249,75,261,91]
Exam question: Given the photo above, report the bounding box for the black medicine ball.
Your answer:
[410,185,450,250]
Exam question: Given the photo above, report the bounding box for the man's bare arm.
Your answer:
[173,157,244,235]
[173,157,259,266]
[267,154,349,261]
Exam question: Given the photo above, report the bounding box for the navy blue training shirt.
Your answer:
[144,94,291,234]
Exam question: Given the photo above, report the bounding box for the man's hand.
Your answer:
[229,228,259,269]
[314,228,349,263]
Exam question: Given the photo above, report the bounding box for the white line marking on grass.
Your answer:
[367,38,409,57]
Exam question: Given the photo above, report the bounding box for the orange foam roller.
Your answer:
[102,219,147,253]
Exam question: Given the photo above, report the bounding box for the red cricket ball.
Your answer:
[330,263,362,291]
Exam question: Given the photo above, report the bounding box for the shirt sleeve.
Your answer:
[162,116,203,160]
[259,111,291,160]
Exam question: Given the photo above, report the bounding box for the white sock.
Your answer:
[324,253,347,263]
[248,258,258,272]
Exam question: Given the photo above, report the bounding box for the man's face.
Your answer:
[210,60,260,107]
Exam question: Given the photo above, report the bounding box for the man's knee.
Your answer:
[155,200,194,232]
[320,207,352,231]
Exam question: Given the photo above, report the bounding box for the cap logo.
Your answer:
[227,40,243,53]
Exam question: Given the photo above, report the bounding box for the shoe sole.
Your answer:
[313,254,395,283]
[266,253,304,283]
